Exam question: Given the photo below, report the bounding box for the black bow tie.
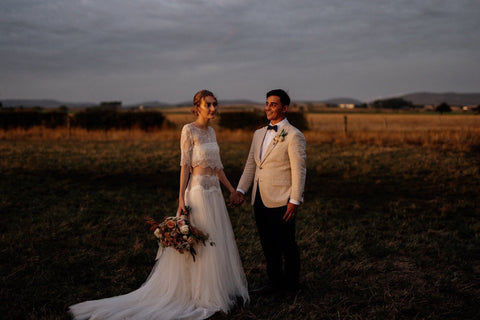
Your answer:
[267,125,278,131]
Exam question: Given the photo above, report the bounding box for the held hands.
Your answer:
[229,191,245,208]
[283,202,298,222]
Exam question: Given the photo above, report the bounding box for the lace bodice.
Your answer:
[180,123,223,171]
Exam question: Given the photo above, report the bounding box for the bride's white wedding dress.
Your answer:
[69,124,249,320]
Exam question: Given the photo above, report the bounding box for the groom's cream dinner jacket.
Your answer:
[237,120,306,208]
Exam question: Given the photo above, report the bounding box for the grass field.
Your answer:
[1,113,480,319]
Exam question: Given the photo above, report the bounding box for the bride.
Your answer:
[69,90,249,319]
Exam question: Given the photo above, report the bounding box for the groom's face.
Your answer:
[265,95,287,124]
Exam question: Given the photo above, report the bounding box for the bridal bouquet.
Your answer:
[145,207,214,261]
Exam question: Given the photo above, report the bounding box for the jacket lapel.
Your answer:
[260,122,290,164]
[260,137,276,164]
[255,127,268,163]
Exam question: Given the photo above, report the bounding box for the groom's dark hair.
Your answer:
[267,89,290,107]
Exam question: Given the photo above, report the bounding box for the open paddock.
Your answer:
[2,113,478,153]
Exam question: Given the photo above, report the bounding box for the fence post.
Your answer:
[67,114,72,139]
[344,115,348,136]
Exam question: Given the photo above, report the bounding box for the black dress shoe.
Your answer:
[249,284,280,295]
[282,288,299,300]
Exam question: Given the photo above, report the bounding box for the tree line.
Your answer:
[0,107,309,131]
[371,98,479,113]
[0,108,168,131]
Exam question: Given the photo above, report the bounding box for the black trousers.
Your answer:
[254,189,300,290]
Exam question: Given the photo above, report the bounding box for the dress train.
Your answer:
[69,175,249,320]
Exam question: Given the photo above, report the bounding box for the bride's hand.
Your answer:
[177,200,187,217]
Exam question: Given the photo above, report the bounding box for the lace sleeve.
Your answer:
[180,125,193,167]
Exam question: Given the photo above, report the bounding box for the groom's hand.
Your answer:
[229,191,244,208]
[283,203,298,222]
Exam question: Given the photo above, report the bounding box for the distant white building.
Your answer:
[339,103,355,109]
[462,105,476,111]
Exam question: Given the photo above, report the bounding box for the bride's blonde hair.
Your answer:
[192,90,217,116]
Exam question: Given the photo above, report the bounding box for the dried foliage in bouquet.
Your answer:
[145,206,214,261]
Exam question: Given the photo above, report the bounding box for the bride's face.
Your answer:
[196,96,218,120]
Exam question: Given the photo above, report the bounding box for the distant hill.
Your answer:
[168,99,261,107]
[3,92,479,109]
[1,99,95,108]
[125,101,171,108]
[398,92,480,106]
[220,99,261,105]
[322,97,364,105]
[293,98,363,105]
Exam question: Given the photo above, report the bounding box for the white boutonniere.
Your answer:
[273,129,288,144]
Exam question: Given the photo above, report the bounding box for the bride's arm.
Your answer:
[178,165,190,216]
[178,125,193,216]
[216,169,236,195]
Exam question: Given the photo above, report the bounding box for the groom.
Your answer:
[232,89,307,295]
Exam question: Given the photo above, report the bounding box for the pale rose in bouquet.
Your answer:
[145,206,214,261]
[180,225,190,235]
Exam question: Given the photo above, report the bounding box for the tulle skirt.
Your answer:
[69,174,249,320]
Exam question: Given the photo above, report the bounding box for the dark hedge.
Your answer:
[0,109,166,131]
[218,111,308,131]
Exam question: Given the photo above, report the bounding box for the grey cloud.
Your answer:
[1,0,479,103]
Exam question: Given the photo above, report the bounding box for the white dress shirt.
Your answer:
[260,118,287,161]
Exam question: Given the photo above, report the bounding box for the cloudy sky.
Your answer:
[1,0,479,104]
